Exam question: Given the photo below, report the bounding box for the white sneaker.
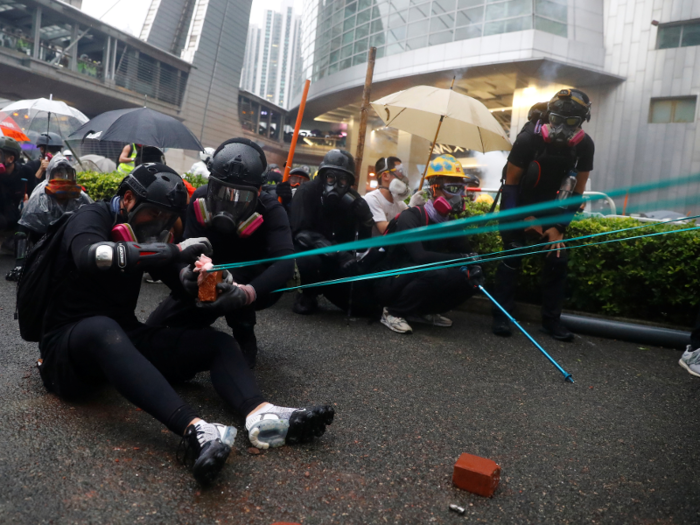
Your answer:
[679,345,700,378]
[380,307,413,334]
[406,313,453,327]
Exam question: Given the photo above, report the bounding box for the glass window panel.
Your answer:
[330,50,340,63]
[329,62,339,74]
[386,42,405,55]
[371,6,382,19]
[457,7,484,26]
[343,16,356,31]
[389,11,408,27]
[376,45,386,58]
[410,0,429,5]
[658,26,681,49]
[458,0,484,7]
[405,34,428,49]
[392,0,410,9]
[354,37,369,54]
[341,43,354,58]
[353,53,368,65]
[357,8,371,25]
[650,100,673,123]
[681,23,700,47]
[408,19,430,35]
[356,22,370,38]
[331,35,342,50]
[371,19,385,33]
[505,15,531,32]
[535,0,566,23]
[345,2,357,17]
[674,98,697,122]
[371,32,387,46]
[484,2,505,20]
[455,23,482,40]
[341,57,353,70]
[389,26,406,40]
[429,29,454,45]
[432,0,456,15]
[483,19,505,35]
[343,30,355,44]
[431,13,455,32]
[535,16,567,37]
[359,0,372,9]
[332,8,343,25]
[409,5,430,21]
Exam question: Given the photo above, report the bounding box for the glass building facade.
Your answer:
[298,0,568,91]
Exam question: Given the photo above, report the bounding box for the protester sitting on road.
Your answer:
[6,154,92,282]
[364,157,409,236]
[147,139,295,369]
[492,89,594,342]
[32,163,333,484]
[372,154,484,333]
[290,149,377,316]
[189,147,215,178]
[276,165,311,214]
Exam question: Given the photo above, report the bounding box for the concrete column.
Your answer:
[69,24,78,71]
[31,7,42,59]
[103,37,111,81]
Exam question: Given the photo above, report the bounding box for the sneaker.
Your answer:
[679,345,700,378]
[380,307,413,334]
[178,421,237,484]
[292,292,318,315]
[492,318,512,337]
[406,313,453,327]
[246,405,335,449]
[540,320,574,342]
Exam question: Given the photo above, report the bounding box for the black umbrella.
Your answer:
[67,107,203,151]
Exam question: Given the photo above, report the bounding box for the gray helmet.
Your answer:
[36,132,64,148]
[318,149,355,182]
[0,136,21,161]
[209,137,267,188]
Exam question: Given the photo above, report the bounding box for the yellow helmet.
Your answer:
[475,193,494,205]
[426,154,466,180]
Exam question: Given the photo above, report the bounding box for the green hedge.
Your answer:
[457,201,699,325]
[76,171,208,201]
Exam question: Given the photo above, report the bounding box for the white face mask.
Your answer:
[389,177,410,200]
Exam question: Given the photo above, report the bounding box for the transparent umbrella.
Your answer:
[1,97,88,141]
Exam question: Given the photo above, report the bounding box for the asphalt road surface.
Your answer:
[1,255,699,524]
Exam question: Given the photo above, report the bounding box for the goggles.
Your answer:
[50,165,77,181]
[325,170,353,188]
[289,174,308,187]
[128,203,178,243]
[549,113,583,128]
[206,176,258,225]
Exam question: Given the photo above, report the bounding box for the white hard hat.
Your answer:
[62,149,73,157]
[199,147,215,163]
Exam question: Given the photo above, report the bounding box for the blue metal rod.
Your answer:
[479,285,574,384]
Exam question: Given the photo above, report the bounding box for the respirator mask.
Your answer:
[112,203,177,244]
[385,165,410,201]
[432,179,467,213]
[540,114,585,147]
[321,169,353,207]
[193,176,263,237]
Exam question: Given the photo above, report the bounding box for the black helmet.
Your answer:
[318,149,355,182]
[0,136,21,161]
[117,163,188,214]
[547,89,591,122]
[289,165,311,178]
[209,137,267,188]
[463,170,481,187]
[35,132,64,148]
[135,146,165,166]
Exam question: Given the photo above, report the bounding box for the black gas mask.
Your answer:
[194,176,261,236]
[321,169,354,208]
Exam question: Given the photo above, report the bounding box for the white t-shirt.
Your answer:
[363,189,408,236]
[189,161,210,178]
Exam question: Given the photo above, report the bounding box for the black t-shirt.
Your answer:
[0,163,32,226]
[184,187,294,297]
[384,206,473,269]
[289,176,372,246]
[43,202,143,333]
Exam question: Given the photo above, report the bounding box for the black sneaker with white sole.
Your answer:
[246,405,335,449]
[178,421,237,484]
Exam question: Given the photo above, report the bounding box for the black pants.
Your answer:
[39,316,265,435]
[492,230,568,324]
[296,253,380,316]
[691,308,700,350]
[147,266,281,337]
[375,267,475,318]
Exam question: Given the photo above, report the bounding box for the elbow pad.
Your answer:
[83,241,179,273]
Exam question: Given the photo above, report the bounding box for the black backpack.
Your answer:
[15,212,73,342]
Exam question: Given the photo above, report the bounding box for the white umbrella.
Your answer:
[371,84,512,187]
[1,96,88,143]
[2,97,88,121]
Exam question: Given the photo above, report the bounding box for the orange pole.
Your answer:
[622,192,629,215]
[282,79,311,184]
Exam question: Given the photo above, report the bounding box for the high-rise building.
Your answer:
[241,0,302,109]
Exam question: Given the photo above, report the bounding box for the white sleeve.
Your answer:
[364,193,389,223]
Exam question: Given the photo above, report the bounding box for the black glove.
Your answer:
[351,196,373,225]
[177,237,213,264]
[179,265,199,297]
[5,264,23,282]
[276,181,293,205]
[465,264,485,289]
[196,282,247,314]
[337,251,359,276]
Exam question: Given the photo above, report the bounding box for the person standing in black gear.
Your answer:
[492,88,595,342]
[289,149,376,316]
[146,138,295,369]
[276,165,311,216]
[374,154,484,334]
[0,137,35,252]
[36,163,333,484]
